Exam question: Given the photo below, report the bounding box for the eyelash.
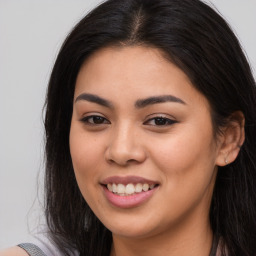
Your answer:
[80,115,110,125]
[144,116,177,126]
[80,115,176,127]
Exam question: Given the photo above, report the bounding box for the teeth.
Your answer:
[112,183,117,193]
[117,184,126,194]
[142,184,149,191]
[106,183,156,196]
[107,183,112,192]
[126,184,135,194]
[135,183,142,193]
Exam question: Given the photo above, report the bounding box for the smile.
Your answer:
[101,176,159,208]
[107,183,157,196]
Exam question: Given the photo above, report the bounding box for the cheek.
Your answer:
[69,124,104,189]
[149,132,217,220]
[149,122,217,190]
[69,125,108,213]
[151,135,213,170]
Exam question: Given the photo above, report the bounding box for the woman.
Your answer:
[1,0,256,255]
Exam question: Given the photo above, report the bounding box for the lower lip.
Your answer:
[102,185,158,209]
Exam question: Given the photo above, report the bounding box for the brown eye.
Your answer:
[154,117,168,125]
[144,116,177,126]
[92,116,105,124]
[81,115,110,125]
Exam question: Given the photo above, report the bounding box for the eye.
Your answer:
[80,115,110,125]
[144,116,177,126]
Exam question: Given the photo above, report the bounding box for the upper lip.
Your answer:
[101,175,159,186]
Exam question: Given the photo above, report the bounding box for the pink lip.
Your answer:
[101,175,159,186]
[101,176,159,209]
[102,185,158,208]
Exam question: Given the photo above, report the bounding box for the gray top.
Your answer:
[18,244,47,256]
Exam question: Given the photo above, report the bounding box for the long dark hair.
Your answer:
[44,0,256,255]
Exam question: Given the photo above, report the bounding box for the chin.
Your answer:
[102,217,159,239]
[112,227,153,239]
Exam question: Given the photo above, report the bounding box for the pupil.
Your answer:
[155,118,166,125]
[93,116,104,124]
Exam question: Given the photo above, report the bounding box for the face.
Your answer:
[70,46,222,239]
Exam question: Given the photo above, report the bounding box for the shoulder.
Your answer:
[0,225,78,256]
[0,246,29,256]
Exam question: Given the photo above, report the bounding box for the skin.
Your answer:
[69,46,244,256]
[1,46,244,256]
[0,247,28,256]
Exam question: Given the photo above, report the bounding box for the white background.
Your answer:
[0,0,255,248]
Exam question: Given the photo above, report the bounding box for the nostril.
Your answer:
[107,158,140,166]
[127,159,137,163]
[105,142,147,166]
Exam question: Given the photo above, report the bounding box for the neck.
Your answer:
[110,213,213,256]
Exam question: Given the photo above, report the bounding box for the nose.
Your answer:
[105,124,146,166]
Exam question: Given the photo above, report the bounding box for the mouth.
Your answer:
[100,176,159,208]
[105,183,158,196]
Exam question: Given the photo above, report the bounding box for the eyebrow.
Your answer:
[75,93,113,108]
[135,95,186,108]
[75,93,186,108]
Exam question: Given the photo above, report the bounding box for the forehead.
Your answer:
[75,46,209,109]
[77,46,171,86]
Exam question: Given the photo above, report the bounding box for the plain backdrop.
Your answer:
[0,0,255,248]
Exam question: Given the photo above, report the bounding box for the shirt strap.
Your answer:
[18,243,47,256]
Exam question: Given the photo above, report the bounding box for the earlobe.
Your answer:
[216,111,245,166]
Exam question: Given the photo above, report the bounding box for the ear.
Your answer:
[215,111,245,166]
